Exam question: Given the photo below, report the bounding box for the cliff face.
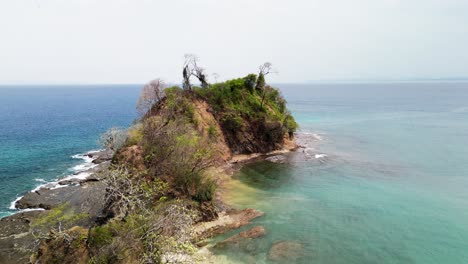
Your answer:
[118,78,297,162]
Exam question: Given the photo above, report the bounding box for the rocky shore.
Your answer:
[0,142,306,264]
[0,150,112,264]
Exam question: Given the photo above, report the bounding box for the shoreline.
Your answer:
[6,149,112,216]
[0,134,321,263]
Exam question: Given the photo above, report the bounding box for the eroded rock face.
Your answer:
[267,240,304,263]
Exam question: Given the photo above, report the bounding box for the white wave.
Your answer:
[70,162,98,172]
[70,150,101,172]
[315,154,328,159]
[18,208,46,213]
[9,149,103,211]
[312,133,323,141]
[61,171,92,182]
[9,196,22,210]
[298,132,324,141]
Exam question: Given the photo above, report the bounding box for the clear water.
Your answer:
[214,83,468,263]
[0,85,139,217]
[1,83,468,264]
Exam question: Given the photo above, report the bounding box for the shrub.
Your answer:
[243,74,257,93]
[207,124,218,139]
[126,124,143,146]
[88,225,113,248]
[193,178,216,202]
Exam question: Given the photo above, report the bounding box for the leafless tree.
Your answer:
[182,54,209,90]
[99,127,127,152]
[259,62,274,76]
[256,62,278,108]
[212,73,220,83]
[137,79,166,116]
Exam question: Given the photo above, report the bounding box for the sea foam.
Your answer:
[8,149,102,211]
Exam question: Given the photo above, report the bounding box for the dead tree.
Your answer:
[256,62,276,108]
[137,79,166,116]
[99,127,127,152]
[182,54,209,90]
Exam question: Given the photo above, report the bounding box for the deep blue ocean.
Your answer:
[1,83,468,263]
[0,85,140,217]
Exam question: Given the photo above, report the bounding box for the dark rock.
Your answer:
[58,161,109,185]
[199,201,218,222]
[0,211,45,264]
[91,149,113,164]
[15,182,107,222]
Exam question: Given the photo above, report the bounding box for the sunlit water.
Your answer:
[211,83,468,264]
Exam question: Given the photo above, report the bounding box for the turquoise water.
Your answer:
[0,85,139,217]
[1,83,468,263]
[214,83,468,263]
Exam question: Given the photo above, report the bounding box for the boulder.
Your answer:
[91,149,113,164]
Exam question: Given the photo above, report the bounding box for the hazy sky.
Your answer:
[1,0,467,84]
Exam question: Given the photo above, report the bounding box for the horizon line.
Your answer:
[1,77,468,86]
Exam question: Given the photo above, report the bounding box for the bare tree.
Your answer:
[137,79,166,116]
[212,73,220,83]
[259,62,274,76]
[182,54,209,90]
[99,127,127,152]
[255,62,277,108]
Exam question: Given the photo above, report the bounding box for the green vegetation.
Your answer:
[194,75,297,133]
[32,203,89,229]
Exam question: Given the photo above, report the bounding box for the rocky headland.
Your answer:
[0,61,299,264]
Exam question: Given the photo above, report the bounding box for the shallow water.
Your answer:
[213,83,468,263]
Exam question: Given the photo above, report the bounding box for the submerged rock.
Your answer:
[193,208,264,241]
[265,155,287,163]
[215,226,266,250]
[268,240,304,262]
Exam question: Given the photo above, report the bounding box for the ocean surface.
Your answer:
[1,83,468,263]
[0,85,140,217]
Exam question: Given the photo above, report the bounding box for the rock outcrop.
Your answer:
[0,211,44,264]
